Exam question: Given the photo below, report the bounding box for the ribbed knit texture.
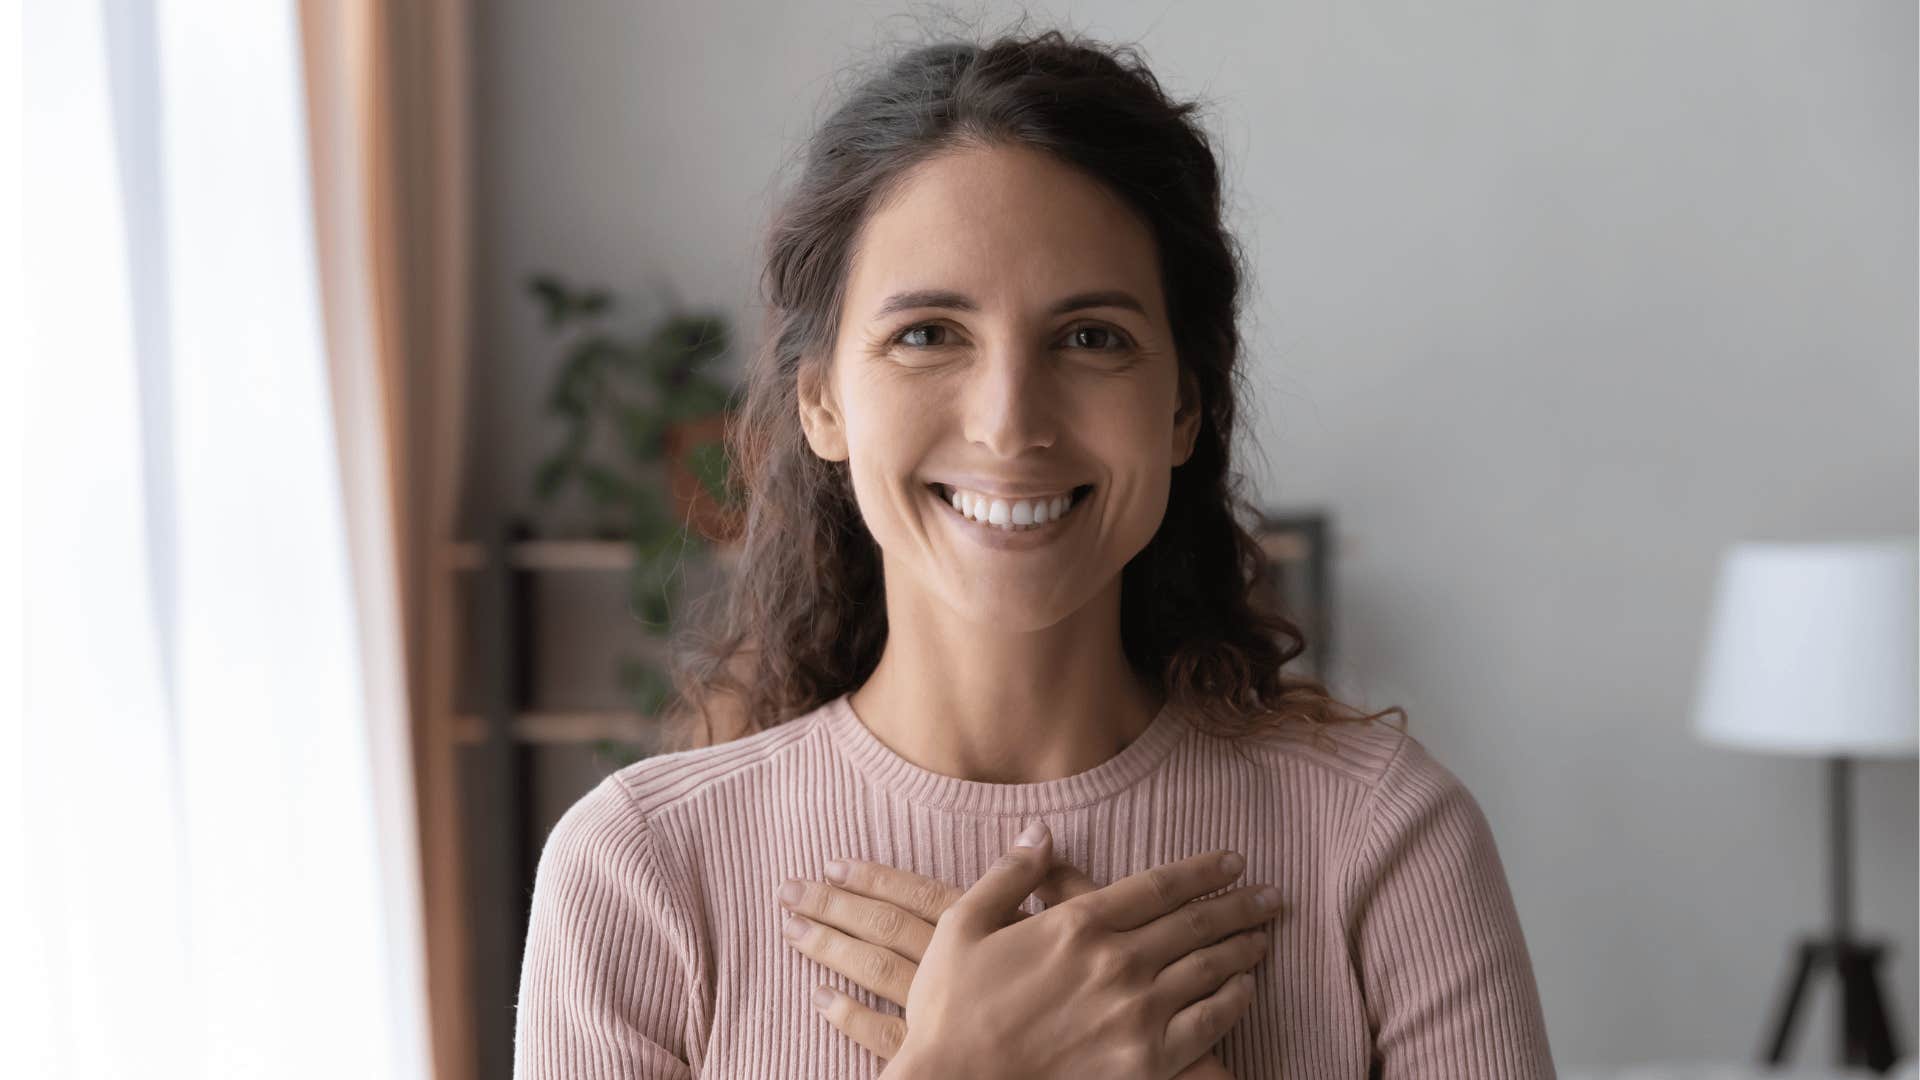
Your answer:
[513,693,1557,1078]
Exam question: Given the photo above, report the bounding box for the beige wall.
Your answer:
[469,0,1919,1069]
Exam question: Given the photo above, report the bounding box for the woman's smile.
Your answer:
[924,480,1095,550]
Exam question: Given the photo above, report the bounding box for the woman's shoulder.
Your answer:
[537,700,837,879]
[1204,707,1439,800]
[578,696,840,827]
[1212,713,1513,895]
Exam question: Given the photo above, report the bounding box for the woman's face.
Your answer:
[799,142,1201,632]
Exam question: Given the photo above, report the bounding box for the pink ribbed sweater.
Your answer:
[513,692,1556,1078]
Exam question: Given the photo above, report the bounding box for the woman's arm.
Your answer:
[515,777,707,1079]
[1339,733,1556,1078]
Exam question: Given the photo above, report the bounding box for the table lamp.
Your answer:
[1690,537,1918,1073]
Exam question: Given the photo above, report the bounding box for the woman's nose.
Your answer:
[961,345,1057,457]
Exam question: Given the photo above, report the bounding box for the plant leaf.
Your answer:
[653,313,729,376]
[617,659,673,717]
[579,463,635,507]
[532,454,575,501]
[620,410,668,462]
[626,486,670,534]
[527,273,570,330]
[627,558,676,627]
[684,441,733,506]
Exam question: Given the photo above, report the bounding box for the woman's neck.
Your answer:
[847,574,1163,785]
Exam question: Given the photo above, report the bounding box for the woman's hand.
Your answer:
[776,822,1278,1078]
[776,848,1107,1053]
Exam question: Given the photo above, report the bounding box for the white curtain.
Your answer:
[8,2,431,1077]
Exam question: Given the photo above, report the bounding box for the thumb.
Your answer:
[1035,861,1100,908]
[952,821,1054,930]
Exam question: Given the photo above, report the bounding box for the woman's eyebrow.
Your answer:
[871,288,1147,320]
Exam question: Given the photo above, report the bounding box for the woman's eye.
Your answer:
[1065,326,1130,351]
[892,324,951,349]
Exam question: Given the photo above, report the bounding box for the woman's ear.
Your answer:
[796,356,850,462]
[1172,366,1202,466]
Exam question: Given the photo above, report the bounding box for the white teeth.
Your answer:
[935,483,1083,531]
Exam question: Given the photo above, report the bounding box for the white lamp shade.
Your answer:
[1691,537,1918,757]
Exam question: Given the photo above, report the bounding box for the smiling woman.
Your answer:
[513,26,1556,1080]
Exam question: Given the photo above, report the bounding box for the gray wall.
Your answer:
[470,0,1919,1069]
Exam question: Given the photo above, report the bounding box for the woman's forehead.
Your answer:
[844,144,1164,319]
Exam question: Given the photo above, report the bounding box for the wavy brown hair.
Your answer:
[663,27,1405,751]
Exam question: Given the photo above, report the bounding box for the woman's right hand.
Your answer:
[882,821,1279,1080]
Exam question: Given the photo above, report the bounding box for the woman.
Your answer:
[514,29,1555,1080]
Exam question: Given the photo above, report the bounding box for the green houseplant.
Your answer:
[526,271,740,729]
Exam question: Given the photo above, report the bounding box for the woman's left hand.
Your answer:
[776,859,1243,1077]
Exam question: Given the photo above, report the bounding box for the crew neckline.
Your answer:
[820,691,1192,815]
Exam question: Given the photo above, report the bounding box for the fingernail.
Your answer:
[1015,821,1048,848]
[824,859,849,884]
[783,913,810,940]
[811,986,835,1011]
[777,881,804,905]
[1219,852,1245,875]
[1253,886,1280,912]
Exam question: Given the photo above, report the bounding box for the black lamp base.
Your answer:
[1761,936,1902,1072]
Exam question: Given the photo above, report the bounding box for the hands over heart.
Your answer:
[775,826,1282,1078]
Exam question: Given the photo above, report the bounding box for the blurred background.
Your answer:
[9,1,1916,1079]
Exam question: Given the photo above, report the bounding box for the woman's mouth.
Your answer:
[926,482,1094,532]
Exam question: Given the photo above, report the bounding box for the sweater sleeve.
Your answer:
[514,775,708,1079]
[1338,731,1557,1079]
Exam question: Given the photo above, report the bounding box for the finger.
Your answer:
[1131,882,1282,968]
[781,912,916,1007]
[1067,849,1249,931]
[1151,928,1268,1013]
[1161,970,1257,1071]
[779,878,936,963]
[949,821,1054,932]
[810,984,909,1062]
[1034,861,1100,908]
[986,858,1084,925]
[821,858,963,925]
